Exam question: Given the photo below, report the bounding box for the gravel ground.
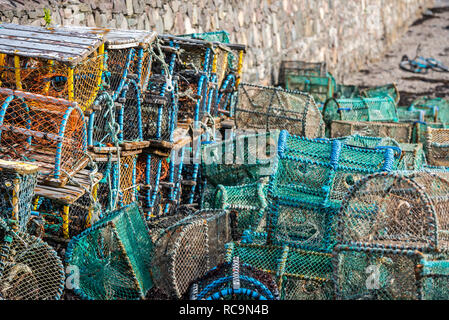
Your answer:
[344,0,449,106]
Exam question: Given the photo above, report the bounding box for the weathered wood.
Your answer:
[0,159,39,174]
[120,140,150,150]
[0,23,106,65]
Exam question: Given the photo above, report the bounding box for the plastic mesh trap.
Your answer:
[0,159,38,232]
[278,61,327,87]
[225,242,334,300]
[0,218,65,300]
[235,83,325,138]
[360,83,400,105]
[151,209,232,299]
[65,202,154,300]
[187,258,279,300]
[284,73,336,106]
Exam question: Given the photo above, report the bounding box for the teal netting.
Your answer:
[335,84,360,99]
[225,242,334,300]
[65,202,154,300]
[278,61,327,87]
[201,131,279,187]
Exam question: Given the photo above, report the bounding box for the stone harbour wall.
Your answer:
[0,0,435,84]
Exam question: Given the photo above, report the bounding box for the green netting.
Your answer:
[179,31,230,43]
[201,131,279,186]
[397,143,426,170]
[210,179,269,236]
[335,84,360,99]
[0,218,64,300]
[410,96,449,123]
[187,258,279,300]
[421,255,449,300]
[151,209,231,299]
[65,202,154,300]
[278,61,327,87]
[331,120,413,143]
[285,73,337,106]
[397,106,425,123]
[225,242,334,300]
[360,83,400,105]
[323,96,398,131]
[425,127,449,167]
[235,83,325,138]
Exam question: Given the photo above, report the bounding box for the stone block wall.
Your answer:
[0,0,434,84]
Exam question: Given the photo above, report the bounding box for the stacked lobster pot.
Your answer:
[0,24,109,252]
[334,171,449,300]
[225,130,402,299]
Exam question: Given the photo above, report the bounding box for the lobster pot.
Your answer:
[425,127,449,166]
[0,218,65,300]
[285,73,336,106]
[397,107,425,123]
[187,259,279,300]
[0,89,89,186]
[34,169,102,240]
[116,79,144,142]
[412,122,449,144]
[337,171,449,252]
[272,131,400,206]
[0,160,38,232]
[335,84,360,99]
[334,246,449,300]
[142,75,178,143]
[66,203,154,300]
[87,91,118,148]
[225,242,334,300]
[410,96,449,123]
[160,36,213,126]
[0,23,106,111]
[201,130,279,187]
[136,152,168,218]
[211,180,269,237]
[102,29,157,99]
[278,61,327,87]
[119,153,138,208]
[236,83,325,138]
[338,134,400,149]
[159,147,186,216]
[331,120,413,143]
[397,143,426,170]
[323,96,398,128]
[151,210,232,299]
[360,83,400,105]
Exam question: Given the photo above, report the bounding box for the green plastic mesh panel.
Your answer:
[337,171,449,251]
[179,31,230,43]
[236,83,325,138]
[278,61,327,87]
[65,202,154,300]
[331,120,413,143]
[425,127,449,167]
[360,83,400,105]
[151,209,231,298]
[335,84,360,99]
[338,134,400,149]
[323,96,398,128]
[284,73,336,106]
[333,246,419,300]
[0,218,64,300]
[210,180,269,236]
[201,131,279,187]
[0,162,37,232]
[225,242,334,300]
[410,96,449,123]
[187,259,279,300]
